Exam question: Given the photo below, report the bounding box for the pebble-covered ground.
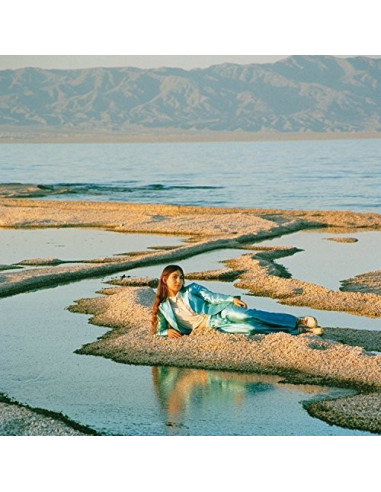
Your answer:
[0,396,97,436]
[69,280,381,389]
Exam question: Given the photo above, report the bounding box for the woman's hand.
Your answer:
[168,329,182,339]
[233,297,247,309]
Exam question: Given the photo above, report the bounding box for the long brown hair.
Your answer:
[151,265,185,334]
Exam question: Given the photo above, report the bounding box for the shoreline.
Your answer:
[0,393,98,436]
[1,130,381,144]
[1,198,381,434]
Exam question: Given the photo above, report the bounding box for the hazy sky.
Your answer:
[0,55,288,71]
[1,55,379,71]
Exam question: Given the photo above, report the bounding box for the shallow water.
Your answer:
[257,230,381,292]
[0,278,373,436]
[0,228,186,265]
[2,227,381,331]
[1,229,381,435]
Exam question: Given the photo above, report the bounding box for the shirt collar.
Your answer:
[168,292,180,302]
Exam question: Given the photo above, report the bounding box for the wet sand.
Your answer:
[1,198,381,433]
[341,270,381,295]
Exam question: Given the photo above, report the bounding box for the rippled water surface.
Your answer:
[1,138,381,211]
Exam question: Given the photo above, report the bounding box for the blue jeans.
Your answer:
[208,305,299,335]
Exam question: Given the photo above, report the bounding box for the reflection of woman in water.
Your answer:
[151,264,323,338]
[152,367,209,420]
[152,366,328,427]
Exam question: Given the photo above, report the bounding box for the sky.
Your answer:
[1,55,380,72]
[0,55,288,71]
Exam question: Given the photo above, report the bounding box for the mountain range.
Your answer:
[1,55,381,136]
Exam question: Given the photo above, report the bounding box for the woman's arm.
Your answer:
[156,311,170,336]
[156,312,182,338]
[192,283,245,306]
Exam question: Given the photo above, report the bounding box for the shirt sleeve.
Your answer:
[156,311,169,337]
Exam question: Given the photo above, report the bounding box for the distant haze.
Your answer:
[2,55,381,137]
[1,55,381,72]
[0,55,290,71]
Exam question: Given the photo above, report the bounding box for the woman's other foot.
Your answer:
[297,316,324,335]
[299,316,318,328]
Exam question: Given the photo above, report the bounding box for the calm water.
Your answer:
[1,138,381,211]
[258,230,381,292]
[1,229,381,435]
[0,228,186,265]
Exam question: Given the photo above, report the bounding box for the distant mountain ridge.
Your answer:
[1,55,381,134]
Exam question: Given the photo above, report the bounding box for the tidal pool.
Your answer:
[0,278,373,436]
[257,230,381,292]
[0,228,187,265]
[1,228,381,435]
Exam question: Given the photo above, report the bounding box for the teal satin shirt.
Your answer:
[155,282,238,337]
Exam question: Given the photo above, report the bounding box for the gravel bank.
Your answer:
[69,282,381,389]
[0,394,97,436]
[305,392,381,434]
[225,252,381,318]
[341,270,381,295]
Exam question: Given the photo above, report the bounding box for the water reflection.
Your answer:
[152,366,330,432]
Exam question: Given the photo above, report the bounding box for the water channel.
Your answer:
[1,228,380,435]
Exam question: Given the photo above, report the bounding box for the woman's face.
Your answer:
[165,270,184,295]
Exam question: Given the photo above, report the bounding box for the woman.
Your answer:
[151,264,323,338]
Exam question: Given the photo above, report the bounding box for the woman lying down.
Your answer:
[151,265,323,339]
